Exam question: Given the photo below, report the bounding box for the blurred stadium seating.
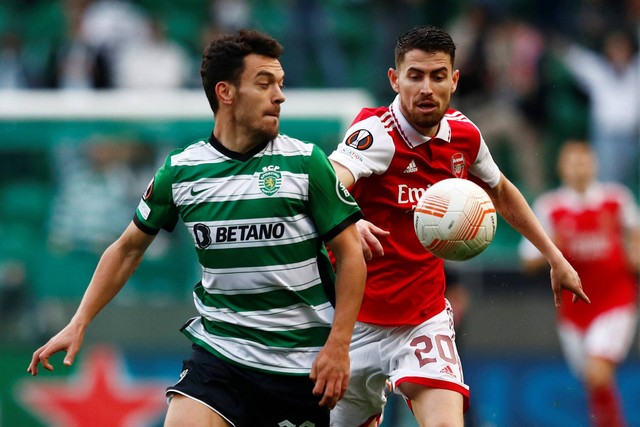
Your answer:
[0,2,637,426]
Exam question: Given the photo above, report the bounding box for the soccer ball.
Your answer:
[414,178,497,261]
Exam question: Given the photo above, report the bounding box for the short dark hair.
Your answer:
[201,29,283,113]
[394,26,456,67]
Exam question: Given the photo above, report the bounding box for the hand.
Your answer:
[309,339,350,409]
[356,220,390,261]
[549,259,590,307]
[27,323,85,376]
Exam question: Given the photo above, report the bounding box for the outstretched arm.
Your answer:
[310,222,366,409]
[486,175,590,307]
[27,222,156,375]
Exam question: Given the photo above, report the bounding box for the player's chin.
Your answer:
[260,120,279,139]
[255,127,279,143]
[265,115,280,127]
[415,113,442,130]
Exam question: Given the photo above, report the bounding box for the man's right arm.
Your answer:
[27,222,156,375]
[330,159,355,188]
[329,159,389,259]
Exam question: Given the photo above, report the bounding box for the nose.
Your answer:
[274,86,285,105]
[420,79,434,95]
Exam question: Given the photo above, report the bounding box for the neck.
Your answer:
[571,182,590,194]
[213,116,261,154]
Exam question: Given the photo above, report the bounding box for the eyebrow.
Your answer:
[255,70,285,80]
[406,65,449,74]
[254,71,284,85]
[256,70,275,78]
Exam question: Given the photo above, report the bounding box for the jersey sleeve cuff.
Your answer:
[133,213,160,235]
[323,211,364,242]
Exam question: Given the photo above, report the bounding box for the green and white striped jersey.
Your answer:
[134,134,362,375]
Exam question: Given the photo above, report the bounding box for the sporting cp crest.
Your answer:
[259,165,282,196]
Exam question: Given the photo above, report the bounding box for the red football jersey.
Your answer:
[330,96,501,326]
[522,183,639,329]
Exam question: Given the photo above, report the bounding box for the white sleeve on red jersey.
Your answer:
[329,115,395,182]
[605,183,640,229]
[469,137,501,188]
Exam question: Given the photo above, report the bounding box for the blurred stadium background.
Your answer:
[0,0,638,426]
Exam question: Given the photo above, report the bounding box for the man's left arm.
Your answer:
[486,174,590,307]
[310,222,366,409]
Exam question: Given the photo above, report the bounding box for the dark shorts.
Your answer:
[166,344,329,427]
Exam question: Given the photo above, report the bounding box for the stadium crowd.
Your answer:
[1,2,638,425]
[1,0,638,195]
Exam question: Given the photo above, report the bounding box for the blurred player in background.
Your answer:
[520,140,639,427]
[555,29,640,195]
[27,29,366,427]
[328,25,589,427]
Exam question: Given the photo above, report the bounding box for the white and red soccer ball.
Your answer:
[414,178,497,261]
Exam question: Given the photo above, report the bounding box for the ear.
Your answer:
[215,81,235,106]
[388,68,400,94]
[450,69,460,94]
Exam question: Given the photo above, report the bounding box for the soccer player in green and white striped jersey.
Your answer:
[28,30,366,427]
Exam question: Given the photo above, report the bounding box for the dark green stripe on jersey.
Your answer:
[194,282,329,312]
[202,317,331,348]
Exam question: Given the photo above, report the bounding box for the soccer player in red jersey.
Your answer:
[328,25,590,427]
[520,140,639,427]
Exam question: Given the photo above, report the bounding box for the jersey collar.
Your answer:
[390,95,452,148]
[560,182,603,205]
[208,133,270,161]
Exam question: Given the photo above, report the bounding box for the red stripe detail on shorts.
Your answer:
[394,376,470,412]
[357,413,382,427]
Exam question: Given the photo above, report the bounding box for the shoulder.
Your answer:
[329,106,396,179]
[168,139,214,166]
[272,134,315,157]
[599,181,632,196]
[597,182,637,205]
[534,188,570,212]
[337,105,396,156]
[444,109,484,162]
[445,109,482,139]
[272,134,330,175]
[345,105,396,147]
[352,106,390,123]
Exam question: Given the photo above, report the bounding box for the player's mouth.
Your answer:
[415,100,437,114]
[265,109,280,119]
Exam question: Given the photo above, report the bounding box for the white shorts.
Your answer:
[558,305,638,378]
[330,300,469,426]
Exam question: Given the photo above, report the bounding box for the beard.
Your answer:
[408,96,449,130]
[408,107,446,133]
[253,116,279,142]
[234,89,281,143]
[400,94,450,135]
[236,109,280,144]
[411,110,444,130]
